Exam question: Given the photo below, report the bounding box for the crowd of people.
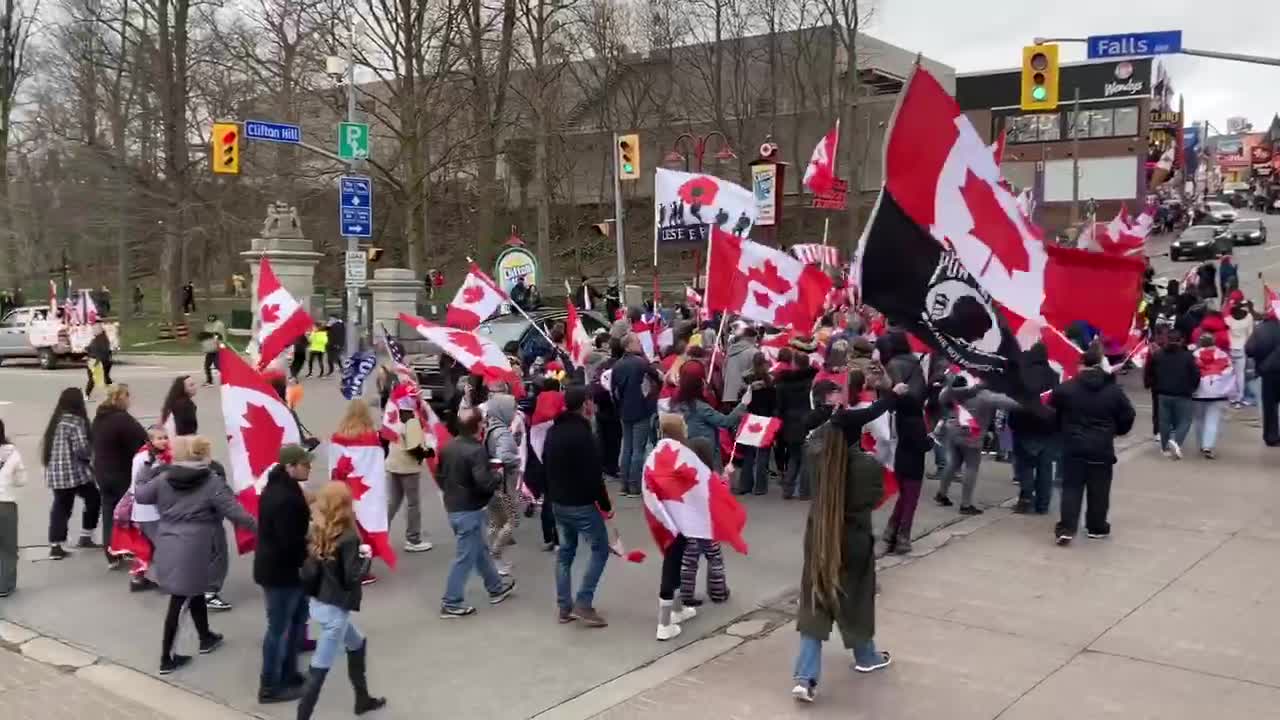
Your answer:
[2,255,1279,712]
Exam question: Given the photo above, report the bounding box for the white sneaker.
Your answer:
[1168,439,1182,460]
[791,684,816,703]
[404,540,434,553]
[656,623,683,641]
[495,560,513,577]
[671,605,698,624]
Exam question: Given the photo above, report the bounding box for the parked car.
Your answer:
[0,305,121,369]
[1223,218,1268,246]
[410,307,609,410]
[1200,201,1238,225]
[1170,225,1231,261]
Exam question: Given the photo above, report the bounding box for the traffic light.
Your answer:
[212,122,240,174]
[617,133,640,181]
[366,247,384,262]
[1020,44,1059,111]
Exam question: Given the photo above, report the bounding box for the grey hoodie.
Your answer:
[939,379,1020,448]
[722,338,758,401]
[482,394,521,482]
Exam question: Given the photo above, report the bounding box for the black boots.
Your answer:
[881,524,899,552]
[348,641,386,715]
[295,667,327,720]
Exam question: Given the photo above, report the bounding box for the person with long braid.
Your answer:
[790,422,891,703]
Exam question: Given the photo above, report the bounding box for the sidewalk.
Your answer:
[582,408,1280,719]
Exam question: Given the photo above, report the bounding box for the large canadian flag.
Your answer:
[329,433,396,568]
[999,307,1082,380]
[802,122,840,195]
[254,257,314,370]
[1193,346,1236,399]
[565,300,594,369]
[641,439,748,554]
[218,347,301,554]
[399,313,524,397]
[735,414,781,448]
[705,227,832,329]
[445,263,509,330]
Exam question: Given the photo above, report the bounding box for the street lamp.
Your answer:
[663,131,737,173]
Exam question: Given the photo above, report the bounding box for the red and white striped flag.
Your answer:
[329,433,396,568]
[790,243,841,267]
[445,263,509,330]
[734,414,781,448]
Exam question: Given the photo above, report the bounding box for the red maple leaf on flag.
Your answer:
[752,290,774,309]
[959,169,1030,277]
[260,304,280,324]
[447,330,486,358]
[745,260,793,295]
[746,422,764,434]
[643,444,699,503]
[461,284,486,304]
[331,455,370,501]
[384,407,398,425]
[241,403,284,477]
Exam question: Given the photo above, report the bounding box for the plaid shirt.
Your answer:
[45,415,93,490]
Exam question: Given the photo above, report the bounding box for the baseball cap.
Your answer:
[278,444,312,466]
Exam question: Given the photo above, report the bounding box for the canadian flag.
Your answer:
[802,122,840,195]
[999,307,1082,380]
[218,347,301,554]
[528,390,565,462]
[445,264,509,330]
[1266,284,1280,319]
[735,414,781,448]
[1128,339,1152,369]
[254,257,314,370]
[854,391,898,508]
[705,227,832,329]
[328,433,396,569]
[641,438,748,554]
[565,300,594,368]
[80,291,100,324]
[400,313,524,397]
[760,328,795,362]
[632,321,657,360]
[379,382,451,475]
[1193,345,1236,399]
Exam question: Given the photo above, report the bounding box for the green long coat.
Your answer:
[796,444,883,647]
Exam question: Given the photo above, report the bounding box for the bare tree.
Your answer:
[459,0,515,259]
[0,0,38,289]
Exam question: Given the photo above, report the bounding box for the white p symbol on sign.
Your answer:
[346,126,366,157]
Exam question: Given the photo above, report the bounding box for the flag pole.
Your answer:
[821,217,830,246]
[707,309,730,376]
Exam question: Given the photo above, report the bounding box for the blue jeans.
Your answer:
[792,633,881,687]
[308,598,365,670]
[1158,395,1194,449]
[781,442,807,497]
[1193,400,1226,450]
[260,585,307,689]
[553,504,611,611]
[619,419,652,494]
[737,445,770,494]
[442,508,504,608]
[1014,435,1057,513]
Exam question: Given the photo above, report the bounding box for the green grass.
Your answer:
[115,295,250,355]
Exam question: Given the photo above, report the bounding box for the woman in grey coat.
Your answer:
[134,436,256,675]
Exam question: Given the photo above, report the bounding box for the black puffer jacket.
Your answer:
[1049,368,1135,464]
[1009,344,1060,438]
[90,405,148,494]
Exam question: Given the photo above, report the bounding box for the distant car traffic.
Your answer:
[1223,218,1267,246]
[1170,225,1231,261]
[1200,201,1238,225]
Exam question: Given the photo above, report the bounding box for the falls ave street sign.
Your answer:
[338,122,370,160]
[1087,30,1182,59]
[339,176,372,238]
[244,120,301,144]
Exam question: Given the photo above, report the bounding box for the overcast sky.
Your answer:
[866,0,1277,134]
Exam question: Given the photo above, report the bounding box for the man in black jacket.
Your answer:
[1049,348,1135,545]
[85,323,113,399]
[438,410,515,618]
[1146,330,1200,459]
[1245,313,1280,446]
[1011,343,1061,514]
[253,445,312,703]
[544,385,612,626]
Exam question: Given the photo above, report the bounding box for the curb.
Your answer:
[0,620,257,720]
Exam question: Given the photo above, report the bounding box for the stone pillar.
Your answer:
[240,203,324,328]
[366,267,422,344]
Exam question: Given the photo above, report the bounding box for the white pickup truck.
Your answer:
[0,306,121,369]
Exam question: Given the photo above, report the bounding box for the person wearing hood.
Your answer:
[1010,344,1061,515]
[721,326,758,405]
[775,352,818,499]
[91,384,149,569]
[881,330,930,554]
[1048,348,1135,545]
[933,374,1020,515]
[0,419,27,597]
[1244,306,1280,446]
[134,435,256,674]
[1225,297,1255,407]
[253,445,313,703]
[482,393,522,576]
[1145,329,1200,459]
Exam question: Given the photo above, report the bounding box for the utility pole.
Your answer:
[612,134,627,306]
[343,13,360,356]
[1069,87,1081,226]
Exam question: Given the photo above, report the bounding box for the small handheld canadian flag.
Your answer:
[803,121,840,195]
[735,414,781,448]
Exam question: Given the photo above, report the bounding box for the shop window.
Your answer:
[1114,107,1139,136]
[1069,106,1140,139]
[1005,113,1060,143]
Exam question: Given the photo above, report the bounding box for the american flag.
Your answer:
[380,324,412,381]
[790,243,840,267]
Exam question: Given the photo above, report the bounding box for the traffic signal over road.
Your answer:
[1020,44,1059,111]
[212,122,240,174]
[617,133,640,181]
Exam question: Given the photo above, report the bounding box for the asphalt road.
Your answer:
[1145,209,1280,302]
[0,354,1030,720]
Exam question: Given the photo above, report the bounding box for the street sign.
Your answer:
[243,120,301,144]
[344,250,368,288]
[1086,31,1182,59]
[339,175,373,238]
[338,122,370,160]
